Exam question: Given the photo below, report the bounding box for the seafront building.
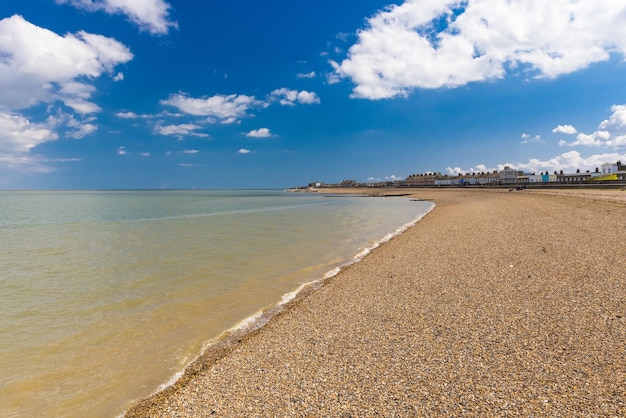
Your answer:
[403,161,626,188]
[310,161,626,188]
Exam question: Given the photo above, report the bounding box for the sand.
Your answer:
[125,188,625,417]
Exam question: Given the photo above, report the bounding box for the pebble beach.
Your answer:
[125,188,626,417]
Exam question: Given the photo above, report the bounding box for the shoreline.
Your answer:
[125,188,625,416]
[124,190,434,415]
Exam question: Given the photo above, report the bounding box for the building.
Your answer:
[395,160,626,188]
[600,161,626,180]
[499,166,520,184]
[529,173,558,183]
[557,172,592,183]
[476,171,500,185]
[405,173,436,186]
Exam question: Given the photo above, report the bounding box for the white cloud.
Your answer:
[552,124,578,134]
[297,91,321,105]
[0,15,130,170]
[182,149,199,154]
[64,99,102,115]
[159,89,319,127]
[66,116,98,139]
[446,164,492,175]
[160,93,262,123]
[445,167,463,175]
[238,148,252,154]
[56,0,177,35]
[0,15,133,111]
[0,111,96,172]
[117,146,127,155]
[333,0,626,99]
[336,32,350,42]
[521,133,543,144]
[113,72,124,81]
[156,123,209,138]
[219,117,239,125]
[560,104,626,148]
[0,112,58,155]
[270,88,321,106]
[116,111,140,119]
[246,128,272,138]
[0,153,55,174]
[369,174,404,182]
[297,71,316,79]
[116,111,160,119]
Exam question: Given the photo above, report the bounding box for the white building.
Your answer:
[601,161,626,174]
[499,166,519,183]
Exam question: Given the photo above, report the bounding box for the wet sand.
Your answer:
[126,188,626,416]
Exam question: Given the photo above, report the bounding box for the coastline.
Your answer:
[122,189,434,415]
[125,188,625,416]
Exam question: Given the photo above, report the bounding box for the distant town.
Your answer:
[305,160,626,189]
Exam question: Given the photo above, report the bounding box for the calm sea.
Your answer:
[0,190,433,417]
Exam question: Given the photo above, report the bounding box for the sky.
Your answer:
[1,0,626,189]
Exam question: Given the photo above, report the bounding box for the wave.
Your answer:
[134,200,436,410]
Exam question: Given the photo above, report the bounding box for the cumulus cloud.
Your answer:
[552,124,578,134]
[246,128,272,138]
[116,111,140,119]
[155,123,209,138]
[160,93,262,123]
[0,15,132,171]
[56,0,177,35]
[0,15,133,111]
[368,174,404,182]
[332,0,626,99]
[0,110,98,171]
[238,148,252,154]
[66,115,98,139]
[270,88,321,106]
[297,71,316,79]
[0,112,58,155]
[116,111,163,119]
[521,133,543,144]
[560,105,626,148]
[59,82,102,114]
[159,89,320,128]
[445,164,491,175]
[0,153,55,174]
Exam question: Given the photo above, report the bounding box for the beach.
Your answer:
[125,188,626,416]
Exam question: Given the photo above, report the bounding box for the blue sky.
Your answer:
[1,0,626,189]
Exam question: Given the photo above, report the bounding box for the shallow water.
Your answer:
[0,190,433,417]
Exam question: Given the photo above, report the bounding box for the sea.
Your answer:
[0,189,434,417]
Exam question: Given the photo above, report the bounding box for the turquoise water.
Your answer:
[0,190,433,417]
